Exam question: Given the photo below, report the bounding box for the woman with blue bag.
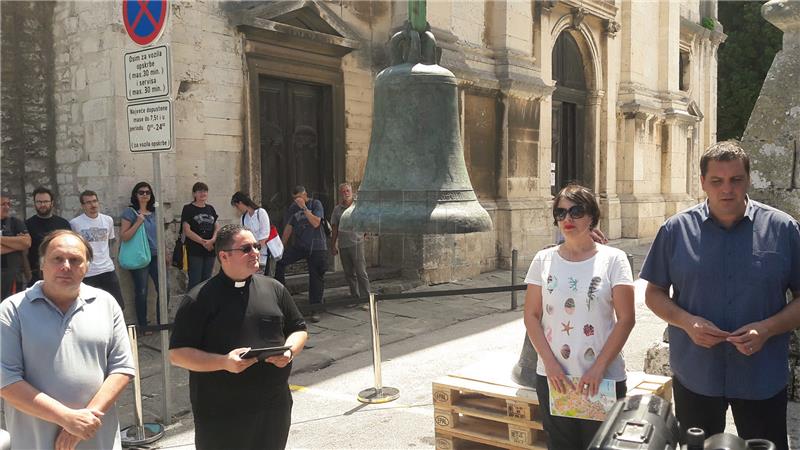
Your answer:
[120,181,163,327]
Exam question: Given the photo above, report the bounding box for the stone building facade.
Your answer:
[1,0,725,283]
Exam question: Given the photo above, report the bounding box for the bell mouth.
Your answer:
[340,194,492,235]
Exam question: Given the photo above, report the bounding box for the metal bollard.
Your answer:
[120,325,164,447]
[357,293,400,404]
[511,249,519,310]
[627,253,634,274]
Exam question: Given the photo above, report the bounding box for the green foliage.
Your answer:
[702,17,716,30]
[717,1,782,140]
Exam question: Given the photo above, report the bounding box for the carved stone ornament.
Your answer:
[604,19,621,37]
[536,0,557,15]
[571,7,587,29]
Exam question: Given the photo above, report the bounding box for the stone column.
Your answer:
[740,0,800,400]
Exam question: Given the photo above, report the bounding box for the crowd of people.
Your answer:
[1,140,799,450]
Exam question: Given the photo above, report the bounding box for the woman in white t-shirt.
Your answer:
[230,191,271,274]
[523,184,635,450]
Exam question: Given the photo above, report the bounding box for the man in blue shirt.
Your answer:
[275,185,328,322]
[641,141,800,450]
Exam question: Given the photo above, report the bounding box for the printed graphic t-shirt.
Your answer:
[181,203,218,257]
[525,244,634,382]
[70,213,116,277]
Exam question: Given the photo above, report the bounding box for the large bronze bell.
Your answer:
[340,20,492,235]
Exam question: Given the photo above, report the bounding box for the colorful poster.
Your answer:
[548,377,617,421]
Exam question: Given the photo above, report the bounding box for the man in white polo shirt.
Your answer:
[70,190,125,309]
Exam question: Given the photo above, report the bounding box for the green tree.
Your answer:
[717,1,782,140]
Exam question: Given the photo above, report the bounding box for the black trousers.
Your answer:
[83,270,125,310]
[275,247,327,305]
[536,374,627,450]
[194,386,293,450]
[672,376,788,450]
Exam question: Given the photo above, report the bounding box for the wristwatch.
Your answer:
[287,348,295,361]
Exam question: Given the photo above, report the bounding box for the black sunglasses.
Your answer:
[137,190,152,196]
[223,243,262,254]
[553,205,587,221]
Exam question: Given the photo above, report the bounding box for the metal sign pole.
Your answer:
[152,153,172,424]
[120,325,164,447]
[357,293,399,404]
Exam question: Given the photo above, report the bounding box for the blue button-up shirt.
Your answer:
[640,199,800,400]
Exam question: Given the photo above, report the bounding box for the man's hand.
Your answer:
[590,228,608,244]
[59,408,103,440]
[727,322,770,356]
[55,428,82,450]
[202,240,214,251]
[265,349,293,368]
[684,316,730,348]
[293,197,307,210]
[224,347,258,374]
[330,246,338,256]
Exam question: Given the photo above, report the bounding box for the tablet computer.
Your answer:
[239,345,291,361]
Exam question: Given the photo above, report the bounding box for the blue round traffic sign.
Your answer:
[123,0,167,46]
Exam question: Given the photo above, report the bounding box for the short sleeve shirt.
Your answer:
[640,200,800,400]
[181,203,218,257]
[0,282,135,449]
[71,213,116,276]
[331,203,362,249]
[525,245,634,382]
[286,199,327,251]
[241,208,271,265]
[26,215,72,272]
[121,207,158,255]
[169,272,307,418]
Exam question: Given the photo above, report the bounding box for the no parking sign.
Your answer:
[123,0,168,46]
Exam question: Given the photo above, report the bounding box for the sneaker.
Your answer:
[306,313,321,323]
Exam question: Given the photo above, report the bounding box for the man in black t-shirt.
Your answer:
[1,194,31,300]
[25,187,72,285]
[170,224,308,450]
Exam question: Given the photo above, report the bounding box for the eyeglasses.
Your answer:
[553,205,587,221]
[137,190,152,196]
[222,243,262,254]
[81,199,99,205]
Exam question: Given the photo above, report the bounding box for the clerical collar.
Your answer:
[219,271,252,288]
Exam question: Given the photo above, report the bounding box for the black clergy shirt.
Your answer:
[170,272,307,417]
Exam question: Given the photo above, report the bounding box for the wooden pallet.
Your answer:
[433,375,547,450]
[626,371,673,401]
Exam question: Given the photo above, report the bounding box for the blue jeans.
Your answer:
[130,257,160,326]
[187,255,215,290]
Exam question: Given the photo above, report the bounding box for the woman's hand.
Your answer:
[577,363,606,398]
[543,360,573,394]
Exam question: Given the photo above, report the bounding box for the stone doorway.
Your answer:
[551,32,589,195]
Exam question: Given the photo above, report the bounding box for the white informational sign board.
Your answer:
[127,99,173,152]
[124,45,170,101]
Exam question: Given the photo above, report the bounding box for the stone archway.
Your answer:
[551,31,593,195]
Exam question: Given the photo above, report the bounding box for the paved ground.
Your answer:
[114,238,800,449]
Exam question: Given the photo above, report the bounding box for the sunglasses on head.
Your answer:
[553,204,587,221]
[223,243,262,254]
[137,190,152,196]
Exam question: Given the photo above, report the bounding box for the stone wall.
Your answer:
[1,2,57,218]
